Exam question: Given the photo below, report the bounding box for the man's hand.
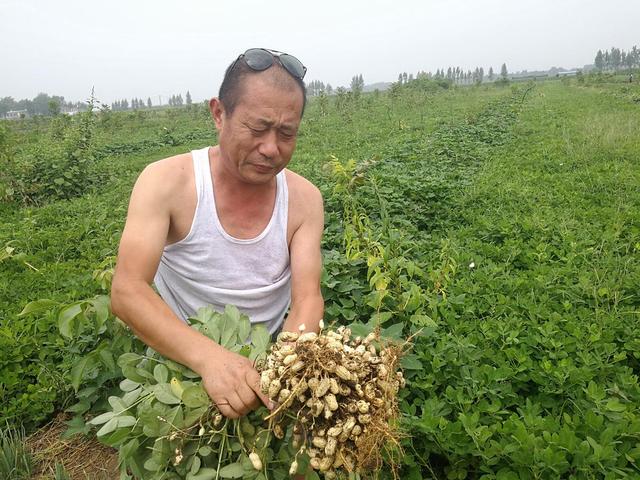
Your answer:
[198,348,273,419]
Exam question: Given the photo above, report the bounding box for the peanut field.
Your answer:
[1,75,639,479]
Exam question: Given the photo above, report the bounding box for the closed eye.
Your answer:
[280,131,295,140]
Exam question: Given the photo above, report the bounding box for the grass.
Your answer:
[0,424,33,480]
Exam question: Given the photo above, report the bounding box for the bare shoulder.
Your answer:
[285,169,323,240]
[285,169,323,210]
[131,152,194,207]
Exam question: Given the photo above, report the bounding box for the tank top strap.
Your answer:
[276,170,289,235]
[191,147,214,216]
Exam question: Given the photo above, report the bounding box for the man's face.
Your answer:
[212,73,304,185]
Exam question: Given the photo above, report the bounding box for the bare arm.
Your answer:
[111,159,270,418]
[282,184,324,334]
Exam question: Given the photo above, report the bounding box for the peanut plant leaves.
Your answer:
[182,385,209,408]
[218,462,244,479]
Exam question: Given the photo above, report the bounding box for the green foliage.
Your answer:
[1,80,640,478]
[0,424,33,480]
[93,306,285,479]
[3,94,99,202]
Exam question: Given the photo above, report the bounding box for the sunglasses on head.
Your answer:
[234,48,307,80]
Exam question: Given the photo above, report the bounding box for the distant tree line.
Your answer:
[594,46,639,72]
[397,63,508,86]
[0,93,87,117]
[305,74,366,98]
[111,98,150,111]
[111,91,193,111]
[307,80,334,97]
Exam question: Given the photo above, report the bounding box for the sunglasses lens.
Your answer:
[279,54,306,79]
[243,48,274,71]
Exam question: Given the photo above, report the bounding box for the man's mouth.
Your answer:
[252,163,273,173]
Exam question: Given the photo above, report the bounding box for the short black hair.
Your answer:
[218,56,307,117]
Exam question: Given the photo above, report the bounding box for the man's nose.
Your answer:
[257,130,279,159]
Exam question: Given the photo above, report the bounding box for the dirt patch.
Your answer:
[25,414,119,480]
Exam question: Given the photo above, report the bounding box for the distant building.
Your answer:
[4,109,28,120]
[557,70,579,77]
[61,107,79,115]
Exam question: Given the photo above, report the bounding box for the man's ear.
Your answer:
[209,97,225,130]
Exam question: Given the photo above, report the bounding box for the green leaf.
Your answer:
[225,304,241,323]
[117,416,137,428]
[348,321,370,338]
[122,365,148,383]
[371,311,394,324]
[108,396,128,413]
[120,378,140,392]
[154,384,181,405]
[100,427,133,447]
[90,295,110,329]
[122,388,142,407]
[400,353,422,370]
[249,324,270,360]
[170,377,185,399]
[220,306,240,348]
[218,462,245,479]
[18,299,58,317]
[190,456,201,475]
[95,418,119,439]
[98,348,116,373]
[89,411,115,425]
[410,314,437,328]
[118,352,142,368]
[182,385,210,408]
[304,469,321,480]
[184,405,209,426]
[199,446,213,456]
[65,400,90,414]
[237,314,252,344]
[186,468,218,480]
[382,322,404,340]
[70,354,96,392]
[63,415,91,437]
[605,398,626,412]
[154,364,169,383]
[58,302,83,339]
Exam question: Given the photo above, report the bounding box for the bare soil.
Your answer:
[26,414,119,480]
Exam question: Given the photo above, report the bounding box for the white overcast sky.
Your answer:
[1,0,638,104]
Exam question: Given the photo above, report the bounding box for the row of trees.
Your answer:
[594,46,639,72]
[0,90,196,118]
[307,80,334,97]
[111,98,151,111]
[306,62,509,99]
[399,64,508,85]
[0,93,86,117]
[111,91,193,111]
[168,91,192,107]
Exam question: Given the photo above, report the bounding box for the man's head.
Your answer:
[209,49,307,185]
[218,48,307,118]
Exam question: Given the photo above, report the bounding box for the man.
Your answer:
[111,48,324,420]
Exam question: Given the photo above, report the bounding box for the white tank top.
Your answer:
[154,147,291,333]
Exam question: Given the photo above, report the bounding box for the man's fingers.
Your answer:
[246,369,274,410]
[228,391,252,417]
[215,399,241,419]
[238,382,261,411]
